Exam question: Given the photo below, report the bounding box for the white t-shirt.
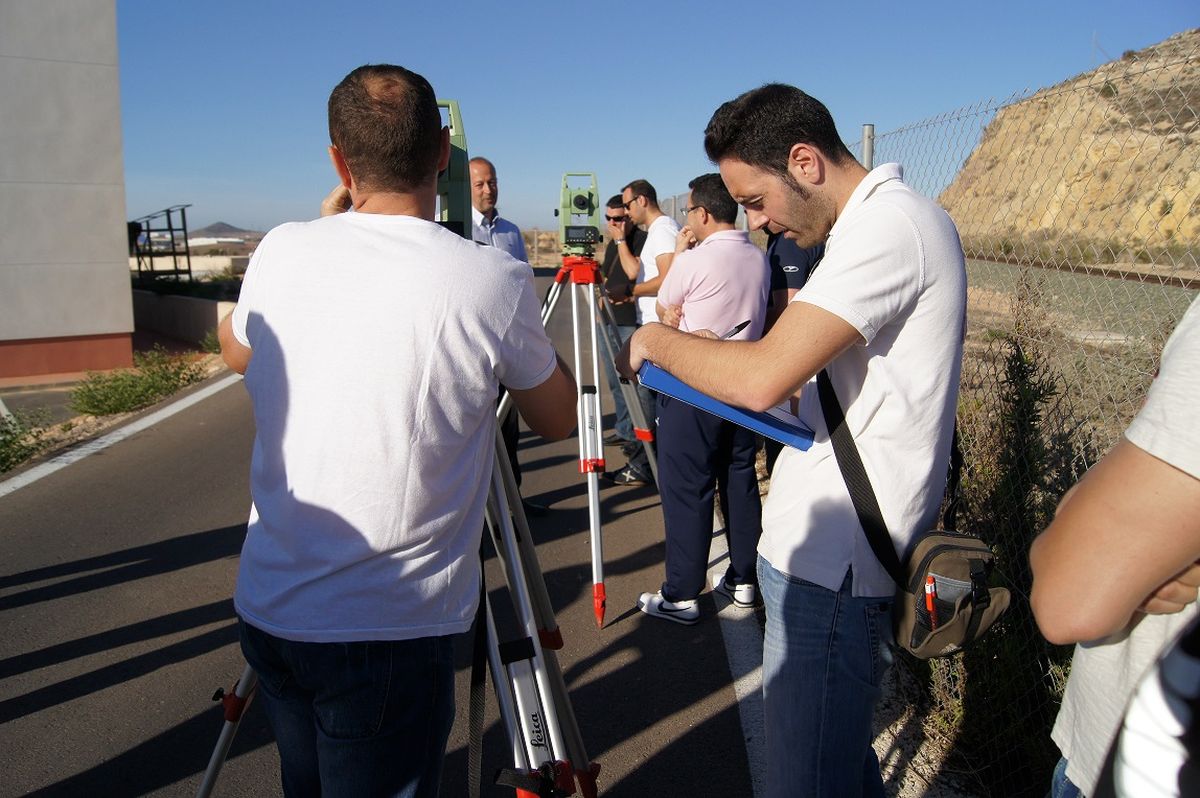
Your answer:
[1053,295,1200,796]
[231,212,557,643]
[636,214,681,325]
[758,163,967,598]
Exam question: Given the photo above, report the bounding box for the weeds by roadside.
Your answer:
[70,346,207,416]
[0,410,50,473]
[200,329,222,354]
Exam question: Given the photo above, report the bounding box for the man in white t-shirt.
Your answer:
[1031,296,1200,798]
[604,178,680,486]
[620,84,966,797]
[218,64,576,797]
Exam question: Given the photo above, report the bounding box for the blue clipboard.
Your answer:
[638,362,814,451]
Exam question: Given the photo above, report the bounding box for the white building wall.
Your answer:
[0,0,133,341]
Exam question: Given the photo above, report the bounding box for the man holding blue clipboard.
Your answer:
[618,84,966,798]
[635,174,770,625]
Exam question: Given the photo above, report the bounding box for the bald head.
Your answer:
[470,157,499,217]
[327,64,442,192]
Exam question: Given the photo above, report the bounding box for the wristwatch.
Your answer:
[614,238,626,244]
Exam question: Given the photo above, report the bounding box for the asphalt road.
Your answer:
[0,273,758,797]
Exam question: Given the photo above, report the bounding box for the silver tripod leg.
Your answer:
[596,292,659,485]
[488,427,595,780]
[568,279,607,628]
[195,663,258,798]
[482,424,600,797]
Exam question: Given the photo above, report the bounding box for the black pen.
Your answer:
[718,319,751,340]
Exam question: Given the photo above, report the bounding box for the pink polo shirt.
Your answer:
[656,229,770,340]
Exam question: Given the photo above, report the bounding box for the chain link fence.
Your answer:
[840,30,1198,798]
[644,30,1197,798]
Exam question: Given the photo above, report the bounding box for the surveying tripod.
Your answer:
[592,292,658,486]
[195,420,600,798]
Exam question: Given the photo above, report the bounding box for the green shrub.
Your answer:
[132,275,241,301]
[200,328,222,354]
[70,346,206,416]
[0,411,49,473]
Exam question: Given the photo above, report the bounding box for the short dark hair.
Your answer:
[621,179,658,206]
[687,173,738,224]
[328,64,442,192]
[606,194,624,209]
[703,84,855,176]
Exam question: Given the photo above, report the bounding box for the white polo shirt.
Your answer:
[758,163,967,598]
[636,214,681,325]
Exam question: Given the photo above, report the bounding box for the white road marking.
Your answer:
[0,396,12,419]
[708,522,766,798]
[0,374,242,500]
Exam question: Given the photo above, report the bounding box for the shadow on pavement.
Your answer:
[25,702,274,797]
[0,524,246,611]
[0,598,235,680]
[0,622,239,724]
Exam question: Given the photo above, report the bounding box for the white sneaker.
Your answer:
[714,579,757,608]
[637,591,699,625]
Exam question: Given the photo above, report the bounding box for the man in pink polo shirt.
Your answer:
[636,173,770,624]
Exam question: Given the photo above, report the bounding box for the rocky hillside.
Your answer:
[940,29,1198,269]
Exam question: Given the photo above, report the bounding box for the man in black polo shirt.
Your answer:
[599,195,648,454]
[763,225,823,474]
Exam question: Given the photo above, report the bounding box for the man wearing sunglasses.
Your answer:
[599,195,647,452]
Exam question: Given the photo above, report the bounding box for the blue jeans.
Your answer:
[239,619,455,798]
[758,558,893,798]
[601,322,637,441]
[1048,757,1082,798]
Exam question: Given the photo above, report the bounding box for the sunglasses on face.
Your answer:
[621,196,640,210]
[605,214,629,222]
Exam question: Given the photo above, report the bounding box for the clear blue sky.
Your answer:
[116,1,1196,233]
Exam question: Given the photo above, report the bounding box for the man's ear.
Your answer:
[436,126,451,172]
[787,143,823,186]
[329,145,353,189]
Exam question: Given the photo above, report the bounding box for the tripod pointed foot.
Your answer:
[593,584,606,628]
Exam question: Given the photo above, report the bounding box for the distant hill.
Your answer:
[192,221,262,237]
[940,28,1198,270]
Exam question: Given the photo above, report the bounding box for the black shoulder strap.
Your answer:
[816,370,906,588]
[942,426,963,531]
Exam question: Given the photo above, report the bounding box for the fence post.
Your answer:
[862,123,875,170]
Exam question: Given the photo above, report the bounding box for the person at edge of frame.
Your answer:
[617,83,966,798]
[218,64,577,798]
[603,178,681,488]
[1030,294,1200,798]
[469,155,547,516]
[598,194,648,454]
